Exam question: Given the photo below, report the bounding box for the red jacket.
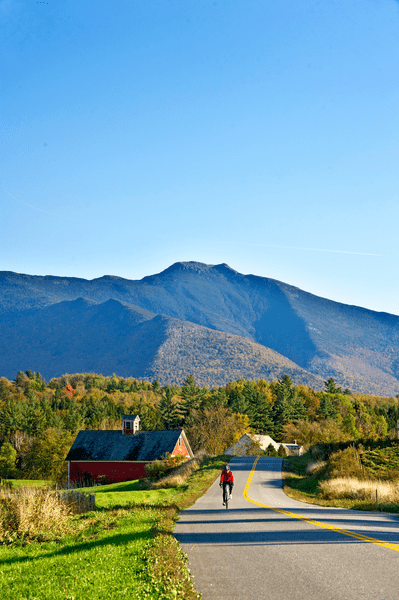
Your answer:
[220,469,234,484]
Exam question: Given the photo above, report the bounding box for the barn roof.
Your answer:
[65,429,188,462]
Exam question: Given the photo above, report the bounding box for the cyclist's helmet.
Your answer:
[224,465,230,471]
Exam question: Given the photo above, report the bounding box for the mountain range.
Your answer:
[1,261,398,396]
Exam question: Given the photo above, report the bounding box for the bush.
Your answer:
[327,446,365,479]
[265,443,278,457]
[0,479,13,491]
[152,456,202,489]
[145,454,188,480]
[0,442,17,479]
[305,460,327,475]
[278,445,287,457]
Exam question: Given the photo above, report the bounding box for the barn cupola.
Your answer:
[122,415,140,435]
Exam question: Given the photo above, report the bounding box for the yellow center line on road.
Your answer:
[243,457,399,553]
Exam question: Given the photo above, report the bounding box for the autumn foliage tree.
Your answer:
[186,406,250,455]
[0,370,397,480]
[26,429,75,483]
[0,441,17,479]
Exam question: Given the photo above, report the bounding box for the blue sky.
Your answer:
[1,0,398,315]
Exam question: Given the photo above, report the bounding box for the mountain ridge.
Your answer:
[1,262,398,395]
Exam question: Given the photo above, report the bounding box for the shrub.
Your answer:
[278,445,287,457]
[265,443,278,457]
[152,456,202,489]
[145,454,188,480]
[327,446,365,479]
[306,460,327,475]
[0,479,14,491]
[56,490,96,513]
[0,442,17,479]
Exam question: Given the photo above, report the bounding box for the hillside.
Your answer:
[1,262,398,394]
[0,297,323,388]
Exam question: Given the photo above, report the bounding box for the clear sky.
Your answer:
[1,0,398,315]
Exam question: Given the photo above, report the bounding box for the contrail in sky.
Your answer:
[229,241,382,257]
[3,188,68,220]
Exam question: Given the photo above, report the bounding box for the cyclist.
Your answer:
[219,464,234,505]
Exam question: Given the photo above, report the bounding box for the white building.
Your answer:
[224,433,303,456]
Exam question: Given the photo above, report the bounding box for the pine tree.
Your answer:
[159,386,180,430]
[319,395,339,420]
[248,391,274,435]
[180,375,206,425]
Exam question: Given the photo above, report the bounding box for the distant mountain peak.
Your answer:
[163,261,213,273]
[92,275,129,282]
[142,261,213,281]
[144,261,241,280]
[1,262,399,395]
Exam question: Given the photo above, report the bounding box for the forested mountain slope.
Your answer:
[1,262,398,395]
[0,297,323,389]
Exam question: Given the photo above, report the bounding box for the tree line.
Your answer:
[0,371,398,482]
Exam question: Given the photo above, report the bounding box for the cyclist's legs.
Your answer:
[223,482,229,503]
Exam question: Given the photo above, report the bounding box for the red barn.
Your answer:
[65,415,194,486]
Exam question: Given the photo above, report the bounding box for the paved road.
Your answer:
[174,457,399,600]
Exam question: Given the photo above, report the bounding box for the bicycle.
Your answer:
[222,482,231,509]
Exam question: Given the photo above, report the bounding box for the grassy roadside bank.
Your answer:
[0,455,229,599]
[282,449,399,513]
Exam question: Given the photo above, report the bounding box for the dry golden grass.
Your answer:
[320,477,399,503]
[0,487,72,543]
[152,456,202,489]
[306,460,326,475]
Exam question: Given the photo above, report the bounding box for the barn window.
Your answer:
[178,436,181,446]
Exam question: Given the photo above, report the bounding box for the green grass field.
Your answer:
[84,479,184,509]
[0,508,162,599]
[0,456,228,599]
[361,446,399,480]
[1,479,53,489]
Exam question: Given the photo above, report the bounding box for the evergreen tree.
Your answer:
[159,386,180,430]
[137,398,162,431]
[319,395,339,420]
[0,399,27,436]
[64,399,84,433]
[272,376,307,439]
[248,391,274,435]
[324,377,342,394]
[272,376,295,438]
[278,444,287,457]
[180,375,206,424]
[152,380,161,393]
[265,443,278,457]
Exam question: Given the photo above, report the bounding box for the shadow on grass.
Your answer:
[0,528,153,567]
[85,481,142,494]
[0,503,171,567]
[283,474,320,495]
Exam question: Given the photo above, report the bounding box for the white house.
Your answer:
[224,433,303,456]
